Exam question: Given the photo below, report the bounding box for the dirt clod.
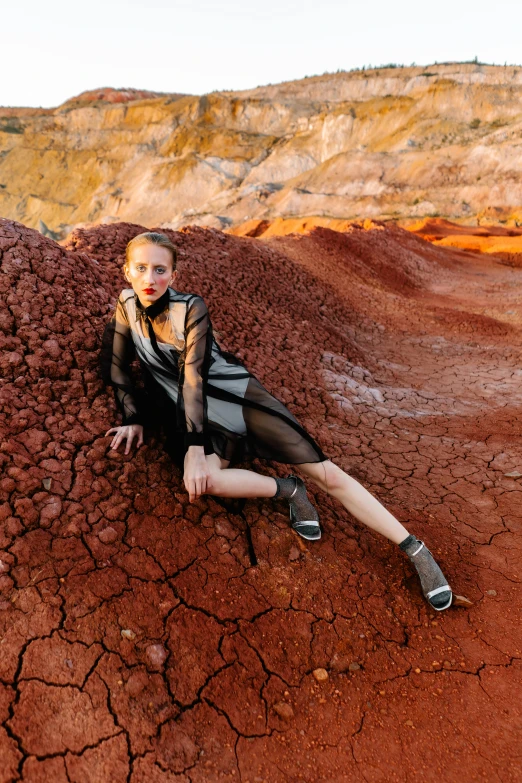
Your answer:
[98,526,118,544]
[273,702,295,721]
[313,668,329,683]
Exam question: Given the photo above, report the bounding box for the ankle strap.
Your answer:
[289,477,298,499]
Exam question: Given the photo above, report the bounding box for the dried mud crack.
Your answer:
[0,218,521,782]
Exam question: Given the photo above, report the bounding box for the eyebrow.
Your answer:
[133,262,167,266]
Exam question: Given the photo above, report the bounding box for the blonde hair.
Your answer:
[125,232,178,272]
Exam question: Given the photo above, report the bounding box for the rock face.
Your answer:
[1,218,521,780]
[1,63,522,236]
[62,87,182,106]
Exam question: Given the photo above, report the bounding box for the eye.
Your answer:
[136,265,146,272]
[156,267,166,274]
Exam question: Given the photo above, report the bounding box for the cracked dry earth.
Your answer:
[0,218,521,783]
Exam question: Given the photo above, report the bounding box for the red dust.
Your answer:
[0,218,521,781]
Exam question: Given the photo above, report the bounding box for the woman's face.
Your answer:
[125,244,176,305]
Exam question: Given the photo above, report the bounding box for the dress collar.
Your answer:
[135,287,171,320]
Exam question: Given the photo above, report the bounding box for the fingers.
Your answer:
[111,431,125,451]
[183,454,214,502]
[125,428,145,455]
[184,471,213,502]
[184,476,198,503]
[105,426,125,450]
[106,426,144,454]
[185,478,195,503]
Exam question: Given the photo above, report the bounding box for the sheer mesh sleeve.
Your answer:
[181,296,212,448]
[100,297,142,426]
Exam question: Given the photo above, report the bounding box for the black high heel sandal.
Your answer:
[410,540,453,611]
[286,474,322,541]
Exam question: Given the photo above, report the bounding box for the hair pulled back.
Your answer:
[125,231,178,271]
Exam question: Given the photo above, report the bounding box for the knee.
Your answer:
[305,460,348,495]
[322,462,349,495]
[206,460,231,494]
[204,466,220,491]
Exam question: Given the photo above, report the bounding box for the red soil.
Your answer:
[0,219,521,782]
[232,216,522,269]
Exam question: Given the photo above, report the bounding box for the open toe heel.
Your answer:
[289,504,322,541]
[426,585,453,611]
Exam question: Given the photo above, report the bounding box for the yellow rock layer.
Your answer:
[1,63,522,237]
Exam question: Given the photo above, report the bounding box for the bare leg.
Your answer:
[202,456,451,608]
[199,453,278,499]
[296,459,409,545]
[199,453,406,541]
[201,455,407,543]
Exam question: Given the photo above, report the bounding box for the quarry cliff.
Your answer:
[1,63,522,237]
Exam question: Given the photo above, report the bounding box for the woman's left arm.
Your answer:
[181,296,213,501]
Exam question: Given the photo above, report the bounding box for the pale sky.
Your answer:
[2,0,521,107]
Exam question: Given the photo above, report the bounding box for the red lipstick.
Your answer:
[143,288,155,294]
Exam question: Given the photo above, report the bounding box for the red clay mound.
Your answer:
[1,219,521,781]
[270,222,516,339]
[271,222,446,294]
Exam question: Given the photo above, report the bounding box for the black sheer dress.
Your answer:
[100,287,329,470]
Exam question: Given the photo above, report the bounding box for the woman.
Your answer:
[100,231,453,611]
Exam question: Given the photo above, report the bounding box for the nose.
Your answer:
[144,267,155,284]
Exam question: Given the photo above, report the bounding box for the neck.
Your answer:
[136,287,170,316]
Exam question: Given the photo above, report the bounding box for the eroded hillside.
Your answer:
[1,63,522,237]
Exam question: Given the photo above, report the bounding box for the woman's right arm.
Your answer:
[100,297,144,454]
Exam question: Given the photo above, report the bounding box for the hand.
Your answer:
[105,424,144,455]
[184,446,212,502]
